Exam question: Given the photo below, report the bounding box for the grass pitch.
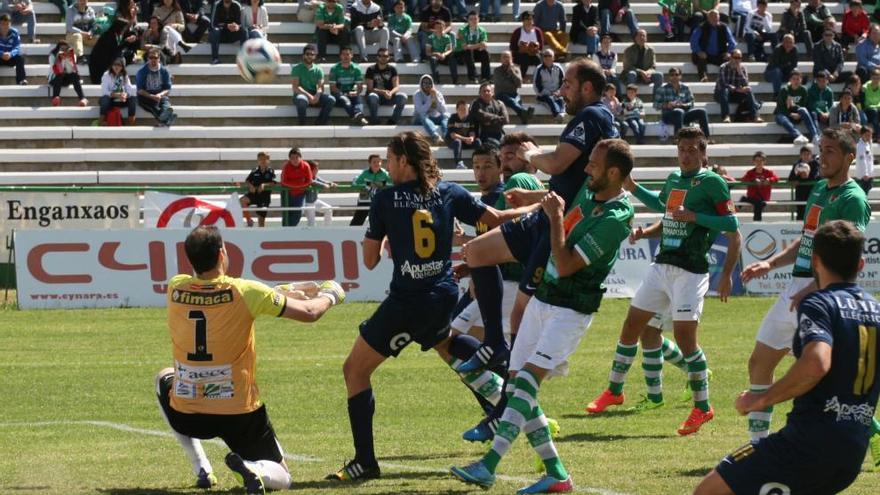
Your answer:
[1,298,878,495]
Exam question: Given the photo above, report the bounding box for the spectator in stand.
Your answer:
[712,163,735,182]
[571,0,599,56]
[622,29,662,95]
[469,82,508,147]
[1,0,36,44]
[350,0,388,63]
[412,74,448,145]
[657,0,676,41]
[418,0,451,62]
[136,47,178,126]
[388,0,417,63]
[140,16,190,65]
[715,48,761,123]
[744,0,775,62]
[803,0,831,43]
[447,100,481,169]
[841,0,869,50]
[778,0,812,57]
[855,125,874,192]
[669,0,695,42]
[814,29,847,83]
[806,70,834,128]
[279,147,312,227]
[829,89,862,132]
[329,46,369,126]
[620,84,645,144]
[315,0,348,62]
[291,44,335,126]
[239,151,276,227]
[693,0,724,26]
[455,11,490,83]
[654,67,711,139]
[533,0,568,60]
[94,5,114,37]
[179,0,212,43]
[764,33,799,97]
[100,57,137,125]
[864,69,880,140]
[88,18,138,84]
[304,160,336,227]
[156,0,193,64]
[509,11,543,81]
[427,19,458,84]
[740,151,779,221]
[730,0,756,38]
[533,48,565,123]
[0,14,26,85]
[845,73,869,126]
[350,154,390,226]
[596,33,622,95]
[241,0,269,39]
[602,82,623,135]
[788,145,819,219]
[209,0,246,64]
[48,40,87,107]
[493,50,534,125]
[364,47,406,125]
[689,9,736,82]
[856,25,880,83]
[774,70,818,145]
[66,0,98,63]
[598,0,638,41]
[479,0,501,23]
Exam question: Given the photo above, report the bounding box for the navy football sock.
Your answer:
[347,388,378,467]
[448,333,482,361]
[470,266,504,347]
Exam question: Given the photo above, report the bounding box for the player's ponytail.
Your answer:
[388,131,440,197]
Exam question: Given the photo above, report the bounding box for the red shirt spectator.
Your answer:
[741,166,779,202]
[843,3,870,44]
[280,149,313,198]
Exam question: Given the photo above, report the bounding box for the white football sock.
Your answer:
[245,460,292,490]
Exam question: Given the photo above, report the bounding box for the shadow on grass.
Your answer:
[98,489,239,495]
[674,467,715,478]
[381,452,471,462]
[556,432,670,443]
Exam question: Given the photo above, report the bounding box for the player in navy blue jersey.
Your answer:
[325,132,540,483]
[456,58,618,377]
[695,219,880,495]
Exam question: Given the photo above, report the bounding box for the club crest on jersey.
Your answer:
[591,205,604,217]
[691,178,702,187]
[568,122,586,145]
[830,194,839,203]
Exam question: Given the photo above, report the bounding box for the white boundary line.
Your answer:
[0,420,631,495]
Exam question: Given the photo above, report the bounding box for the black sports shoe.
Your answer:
[225,452,265,494]
[325,459,381,481]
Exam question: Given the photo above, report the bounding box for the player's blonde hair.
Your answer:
[388,131,441,197]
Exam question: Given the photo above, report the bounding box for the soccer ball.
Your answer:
[794,162,810,178]
[236,38,281,83]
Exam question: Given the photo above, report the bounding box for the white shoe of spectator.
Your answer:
[812,135,820,150]
[793,134,809,145]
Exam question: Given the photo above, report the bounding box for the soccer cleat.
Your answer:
[677,406,715,436]
[869,433,880,472]
[195,468,217,489]
[586,389,625,414]
[318,280,346,305]
[679,369,714,402]
[450,460,495,489]
[625,395,665,413]
[462,417,497,442]
[324,460,381,481]
[517,475,574,494]
[456,342,509,373]
[224,452,265,495]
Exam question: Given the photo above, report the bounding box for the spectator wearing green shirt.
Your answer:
[314,0,348,62]
[330,46,368,125]
[291,44,335,125]
[427,19,459,84]
[387,0,417,62]
[350,154,390,226]
[806,70,834,128]
[774,70,818,145]
[862,68,880,139]
[456,11,490,83]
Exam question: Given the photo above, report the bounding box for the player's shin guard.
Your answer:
[470,266,505,347]
[608,342,638,395]
[641,346,664,403]
[661,337,689,373]
[448,334,504,406]
[245,459,292,490]
[348,388,378,468]
[525,406,568,481]
[747,384,773,443]
[483,370,541,473]
[684,348,710,412]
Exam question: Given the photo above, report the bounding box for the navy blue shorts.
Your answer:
[715,432,861,495]
[360,287,459,357]
[500,210,550,295]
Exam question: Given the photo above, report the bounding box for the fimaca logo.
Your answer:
[172,288,234,306]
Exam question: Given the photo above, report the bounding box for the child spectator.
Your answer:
[136,47,178,127]
[855,126,875,193]
[239,151,276,227]
[788,145,819,219]
[279,147,312,227]
[48,40,87,107]
[712,163,736,182]
[350,154,390,226]
[602,82,623,135]
[455,11,490,84]
[304,160,336,227]
[620,84,646,144]
[100,57,137,125]
[388,0,417,63]
[806,70,834,127]
[427,19,458,84]
[0,13,26,85]
[740,151,779,221]
[412,74,448,145]
[744,0,776,63]
[447,100,481,169]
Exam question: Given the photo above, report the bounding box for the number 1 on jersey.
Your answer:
[187,310,213,362]
[412,209,436,258]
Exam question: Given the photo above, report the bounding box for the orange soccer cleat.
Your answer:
[585,389,625,414]
[677,407,715,436]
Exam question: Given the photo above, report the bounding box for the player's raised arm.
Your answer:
[740,238,802,283]
[516,140,582,176]
[476,202,541,229]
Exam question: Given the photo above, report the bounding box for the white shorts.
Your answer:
[755,276,815,350]
[450,281,518,341]
[648,312,673,331]
[509,298,593,378]
[631,263,710,322]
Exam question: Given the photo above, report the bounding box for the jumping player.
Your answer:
[695,220,880,495]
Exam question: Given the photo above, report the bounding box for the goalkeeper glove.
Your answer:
[317,280,346,306]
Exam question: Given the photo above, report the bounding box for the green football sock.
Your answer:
[747,384,773,443]
[447,357,504,405]
[642,346,664,403]
[608,342,638,395]
[525,406,568,481]
[661,337,689,373]
[872,417,880,436]
[482,370,540,473]
[684,348,710,412]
